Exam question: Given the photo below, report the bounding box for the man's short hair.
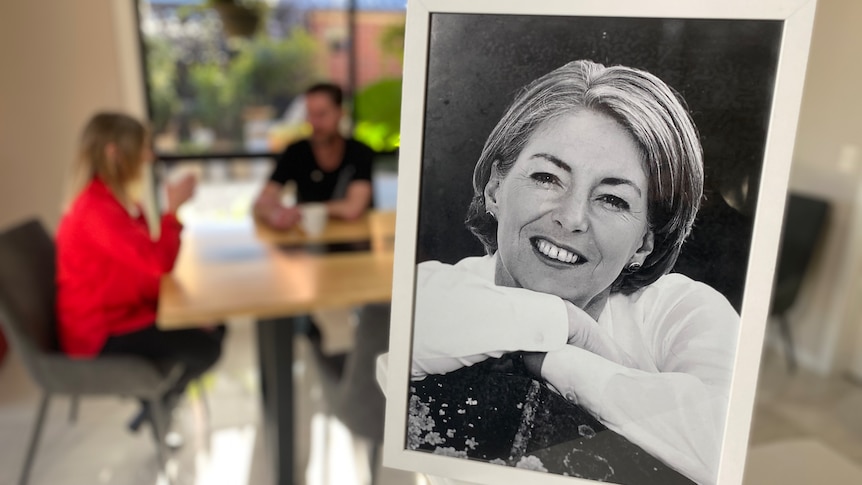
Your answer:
[305,83,343,107]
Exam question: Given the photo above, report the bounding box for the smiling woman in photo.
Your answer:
[409,60,739,485]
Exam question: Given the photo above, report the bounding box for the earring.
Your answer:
[627,262,642,272]
[486,209,496,219]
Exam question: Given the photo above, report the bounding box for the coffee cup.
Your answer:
[299,203,328,237]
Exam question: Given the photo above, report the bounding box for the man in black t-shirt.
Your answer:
[255,85,389,449]
[254,83,375,229]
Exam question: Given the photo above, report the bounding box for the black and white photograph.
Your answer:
[384,1,818,485]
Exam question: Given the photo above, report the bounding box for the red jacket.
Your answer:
[56,178,182,356]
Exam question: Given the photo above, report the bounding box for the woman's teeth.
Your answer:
[537,239,579,264]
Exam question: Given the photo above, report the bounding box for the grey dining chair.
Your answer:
[0,219,182,485]
[769,194,830,372]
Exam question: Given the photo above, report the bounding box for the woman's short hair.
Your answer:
[465,60,704,294]
[68,112,149,206]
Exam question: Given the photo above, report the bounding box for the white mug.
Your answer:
[299,203,328,237]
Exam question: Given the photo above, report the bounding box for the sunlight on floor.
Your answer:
[414,473,432,485]
[193,426,256,485]
[306,413,371,485]
[304,412,432,485]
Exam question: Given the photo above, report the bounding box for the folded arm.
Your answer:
[540,284,739,485]
[326,180,371,220]
[412,259,569,378]
[412,259,644,377]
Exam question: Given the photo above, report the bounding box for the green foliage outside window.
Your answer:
[187,63,237,139]
[228,29,321,108]
[354,78,402,153]
[142,1,404,155]
[185,29,320,135]
[144,14,321,153]
[353,23,405,153]
[145,37,180,133]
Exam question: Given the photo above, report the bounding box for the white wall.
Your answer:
[793,0,862,170]
[0,0,142,232]
[786,0,862,375]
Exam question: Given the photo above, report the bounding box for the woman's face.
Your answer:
[486,109,653,317]
[131,140,153,181]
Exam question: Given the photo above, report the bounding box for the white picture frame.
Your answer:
[383,1,818,484]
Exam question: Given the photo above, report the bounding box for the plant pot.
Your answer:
[213,3,261,39]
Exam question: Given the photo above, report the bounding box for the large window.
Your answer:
[137,0,404,221]
[138,0,405,157]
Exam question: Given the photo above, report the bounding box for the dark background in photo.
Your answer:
[414,13,784,311]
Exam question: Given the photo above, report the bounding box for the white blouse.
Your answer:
[411,254,739,485]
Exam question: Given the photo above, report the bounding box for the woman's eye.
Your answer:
[598,194,630,211]
[530,172,560,188]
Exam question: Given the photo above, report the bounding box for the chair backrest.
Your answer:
[0,219,59,365]
[770,194,830,315]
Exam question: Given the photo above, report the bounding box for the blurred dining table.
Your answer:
[158,210,395,485]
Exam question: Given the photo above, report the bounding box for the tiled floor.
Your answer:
[2,319,862,485]
[745,346,862,483]
[0,319,423,485]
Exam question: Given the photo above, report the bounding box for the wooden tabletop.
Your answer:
[254,211,395,246]
[157,212,395,329]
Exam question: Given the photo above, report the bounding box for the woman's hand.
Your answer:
[165,173,196,214]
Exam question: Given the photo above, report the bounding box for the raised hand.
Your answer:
[165,173,197,214]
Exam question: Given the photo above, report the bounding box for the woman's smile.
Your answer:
[531,237,587,265]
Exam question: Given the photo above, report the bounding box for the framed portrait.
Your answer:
[383,1,818,484]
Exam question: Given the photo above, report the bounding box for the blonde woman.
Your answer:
[56,112,224,431]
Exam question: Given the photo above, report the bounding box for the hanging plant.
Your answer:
[207,0,267,39]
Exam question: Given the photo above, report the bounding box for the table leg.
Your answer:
[257,318,295,485]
